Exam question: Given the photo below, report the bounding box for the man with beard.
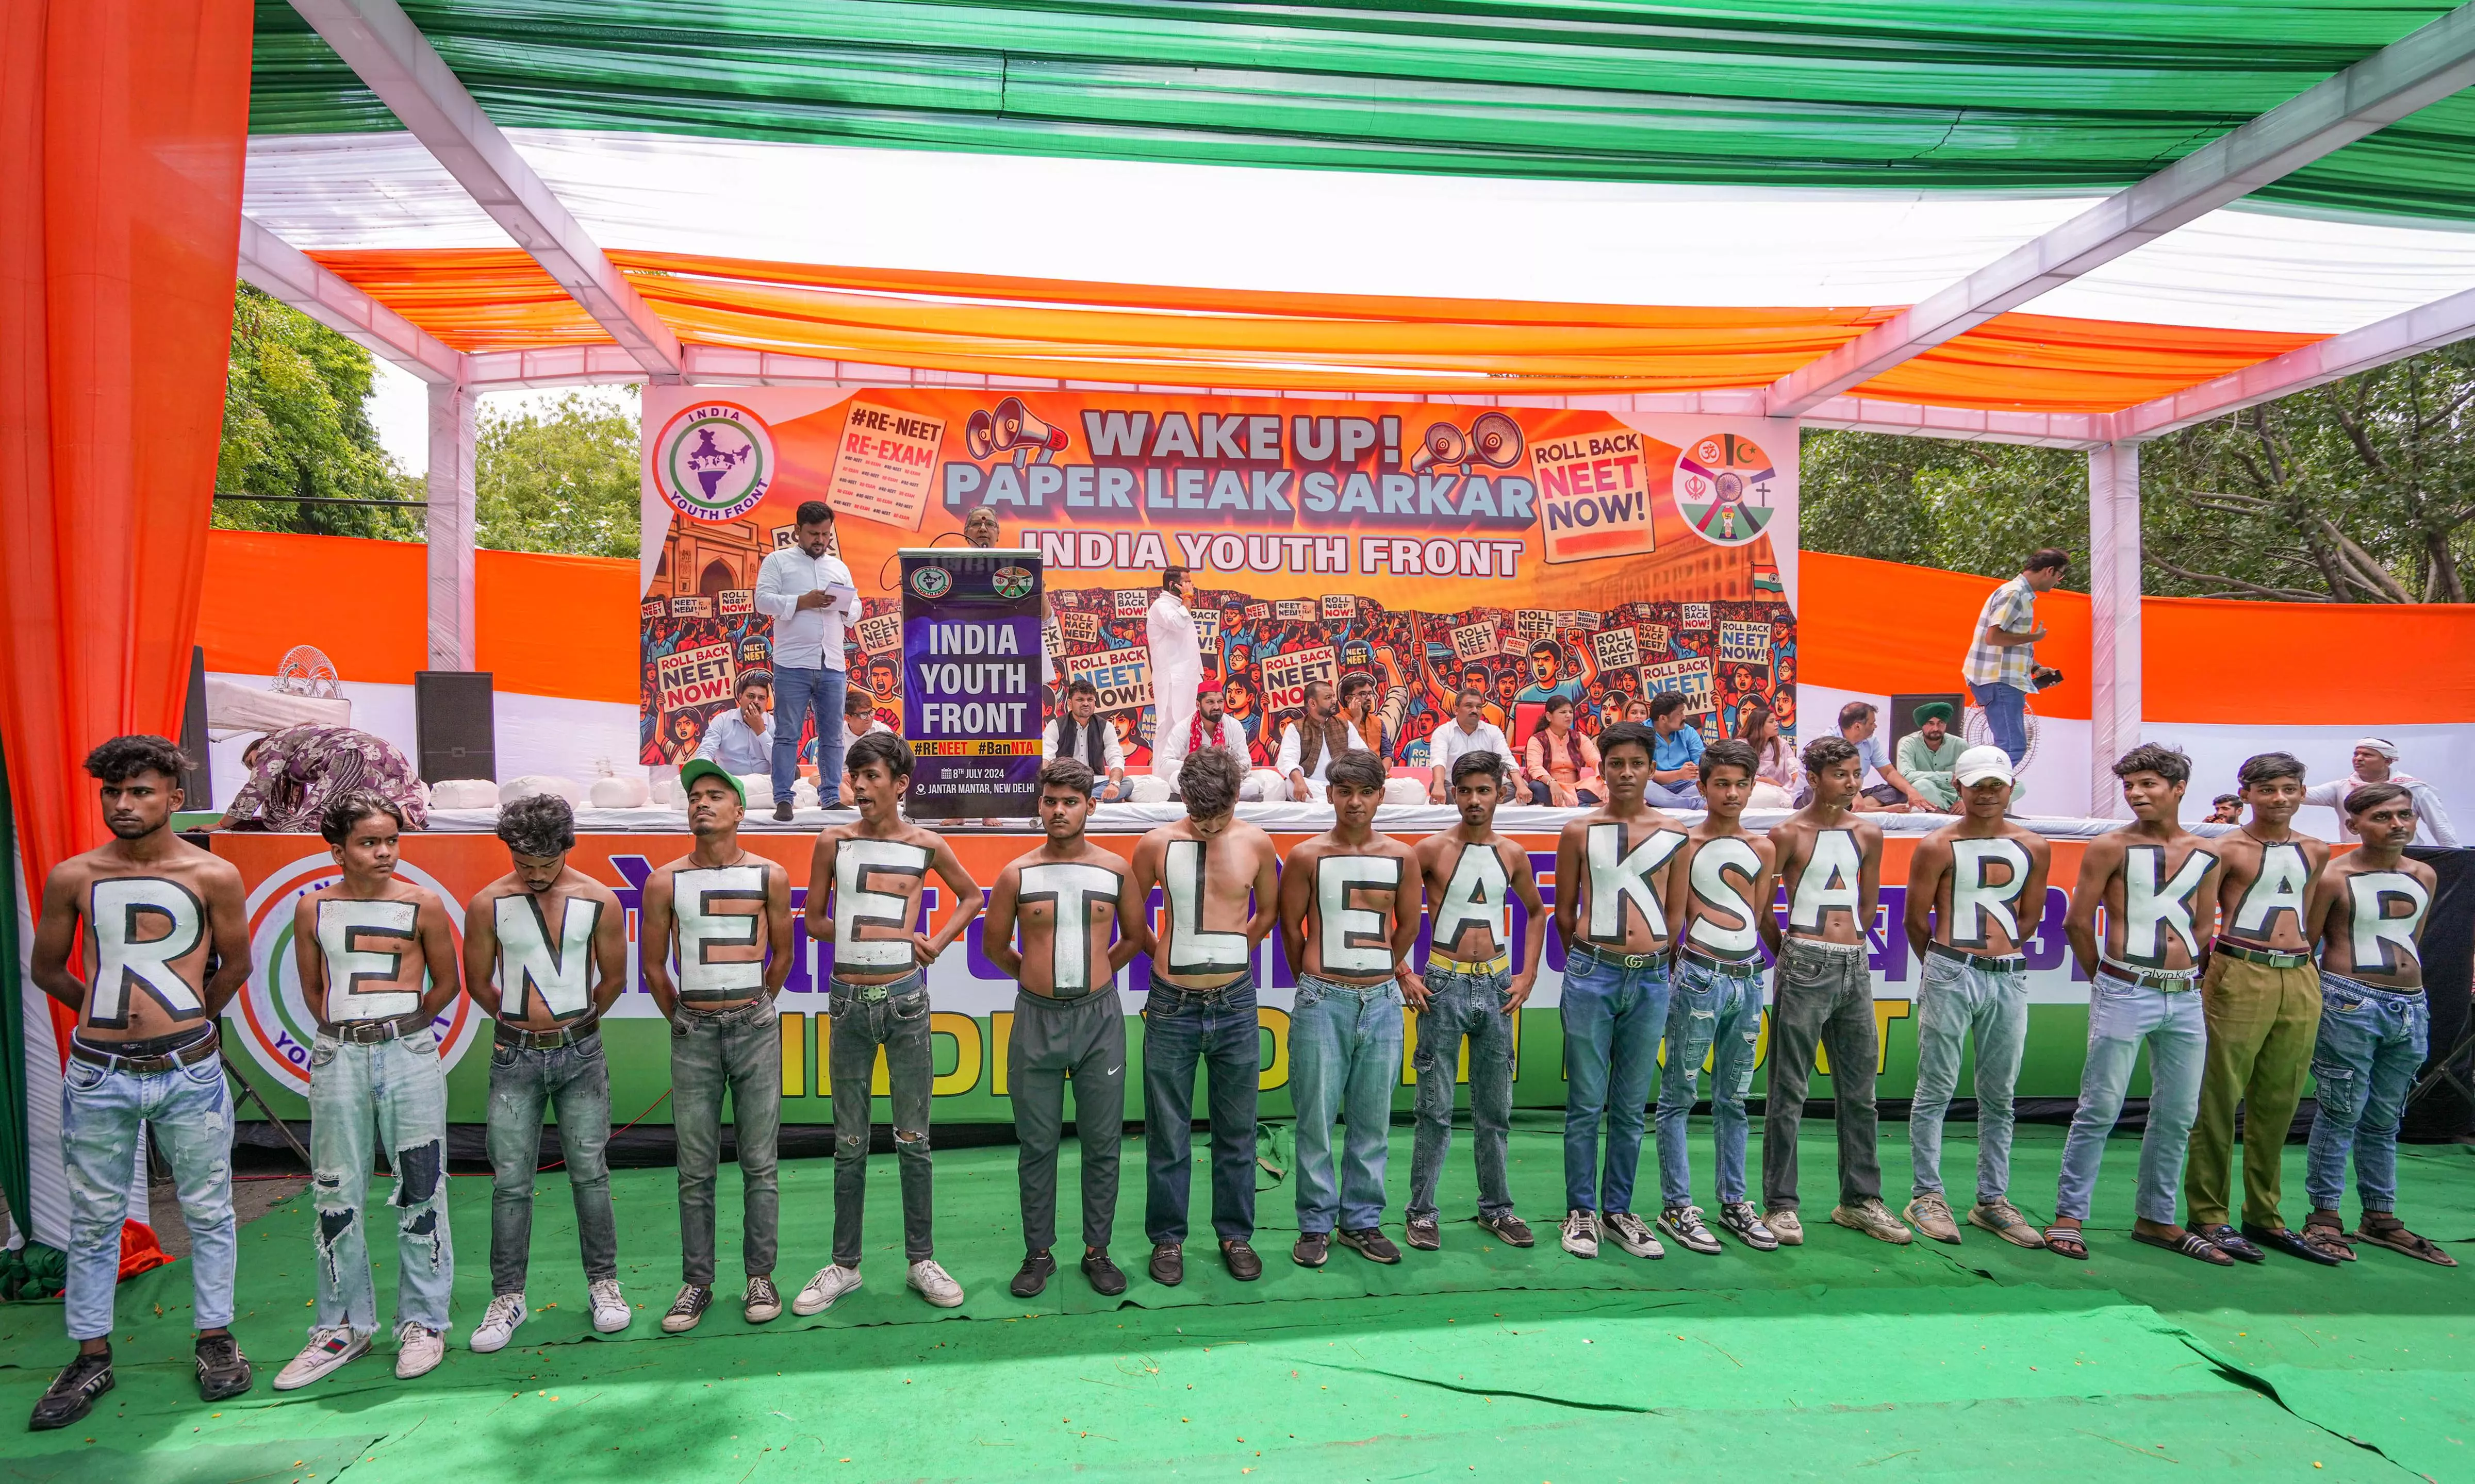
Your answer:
[1147,568,1203,786]
[1276,679,1368,803]
[754,501,860,821]
[1895,702,1967,812]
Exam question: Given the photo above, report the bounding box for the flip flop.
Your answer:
[2134,1228,2235,1266]
[2299,1216,2357,1263]
[2353,1217,2459,1268]
[2043,1227,2089,1261]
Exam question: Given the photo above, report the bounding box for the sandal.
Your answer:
[2299,1213,2356,1264]
[2043,1227,2089,1261]
[2133,1228,2235,1266]
[2353,1214,2458,1268]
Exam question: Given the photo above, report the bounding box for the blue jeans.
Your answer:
[2305,974,2429,1215]
[1558,945,1671,1214]
[1407,967,1517,1221]
[487,1032,619,1295]
[1656,955,1765,1208]
[2053,973,2206,1223]
[771,664,848,804]
[1143,970,1261,1244]
[1909,950,2029,1204]
[1971,682,2029,768]
[61,1047,237,1341]
[1290,974,1405,1234]
[308,1030,452,1333]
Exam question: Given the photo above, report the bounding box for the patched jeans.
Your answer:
[1143,971,1261,1245]
[829,973,934,1266]
[1559,945,1671,1215]
[309,1030,451,1334]
[1656,954,1765,1209]
[2053,973,2205,1223]
[1407,966,1517,1222]
[1291,974,1405,1235]
[2305,973,2429,1216]
[673,996,784,1283]
[61,1047,236,1342]
[487,1032,619,1296]
[1909,950,2029,1205]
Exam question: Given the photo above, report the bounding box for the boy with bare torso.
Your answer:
[983,757,1149,1298]
[1127,747,1282,1285]
[29,737,255,1429]
[793,732,984,1314]
[1279,751,1422,1266]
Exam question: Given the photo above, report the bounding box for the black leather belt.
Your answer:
[2214,939,2313,970]
[1928,941,2026,975]
[1571,942,1663,971]
[329,1013,431,1045]
[71,1028,219,1075]
[496,1019,599,1050]
[1679,945,1765,978]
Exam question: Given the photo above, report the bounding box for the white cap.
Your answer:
[1954,745,2015,788]
[2354,736,2399,760]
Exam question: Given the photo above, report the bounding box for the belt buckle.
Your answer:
[857,983,891,1004]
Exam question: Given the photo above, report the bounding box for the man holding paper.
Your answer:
[754,501,861,821]
[1147,568,1203,782]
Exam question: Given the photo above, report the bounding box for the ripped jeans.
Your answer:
[829,973,935,1266]
[1656,955,1766,1209]
[62,1043,237,1342]
[308,1029,453,1335]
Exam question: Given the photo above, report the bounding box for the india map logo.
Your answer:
[1674,433,1779,546]
[655,402,774,522]
[229,852,485,1094]
[910,565,953,600]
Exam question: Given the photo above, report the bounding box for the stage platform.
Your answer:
[3,1118,2466,1481]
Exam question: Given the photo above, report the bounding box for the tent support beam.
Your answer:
[426,380,478,669]
[1763,3,2475,416]
[2088,443,2142,816]
[237,216,464,386]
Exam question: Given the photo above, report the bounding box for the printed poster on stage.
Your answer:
[641,391,1798,772]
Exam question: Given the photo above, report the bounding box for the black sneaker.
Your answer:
[30,1349,113,1430]
[1080,1251,1128,1296]
[1404,1214,1441,1250]
[1011,1249,1057,1298]
[1148,1242,1184,1286]
[1336,1227,1400,1264]
[661,1283,714,1334]
[195,1332,253,1403]
[772,801,795,823]
[1219,1240,1262,1281]
[1476,1212,1536,1248]
[1292,1232,1330,1268]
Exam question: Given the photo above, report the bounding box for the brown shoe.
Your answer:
[1148,1242,1184,1286]
[1220,1240,1263,1281]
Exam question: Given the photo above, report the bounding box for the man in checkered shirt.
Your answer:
[1961,549,2069,771]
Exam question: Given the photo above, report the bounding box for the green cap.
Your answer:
[678,757,746,805]
[1912,701,1955,726]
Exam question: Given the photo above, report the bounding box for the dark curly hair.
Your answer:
[83,734,190,785]
[497,792,576,858]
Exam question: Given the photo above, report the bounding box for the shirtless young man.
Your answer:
[1279,752,1423,1268]
[460,793,631,1354]
[1126,746,1282,1285]
[1761,736,1907,1247]
[1405,752,1546,1252]
[983,757,1149,1299]
[641,759,797,1332]
[275,793,464,1392]
[1902,745,2051,1248]
[1655,740,1780,1255]
[2049,745,2225,1264]
[793,731,984,1314]
[29,737,255,1430]
[1552,720,1690,1263]
[2186,752,2332,1265]
[2300,783,2451,1266]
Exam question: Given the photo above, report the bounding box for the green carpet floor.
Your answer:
[3,1116,2470,1481]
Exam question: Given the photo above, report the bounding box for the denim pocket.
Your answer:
[64,1059,107,1094]
[1293,980,1325,1010]
[310,1037,339,1069]
[890,989,930,1021]
[180,1055,225,1087]
[491,1045,520,1069]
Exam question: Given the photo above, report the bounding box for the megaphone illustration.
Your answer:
[1407,411,1526,473]
[963,396,1071,466]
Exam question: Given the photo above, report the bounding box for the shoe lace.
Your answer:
[913,1259,953,1285]
[484,1294,526,1327]
[1563,1210,1593,1235]
[589,1279,624,1306]
[395,1321,436,1343]
[672,1286,708,1312]
[749,1276,779,1299]
[1671,1205,1708,1233]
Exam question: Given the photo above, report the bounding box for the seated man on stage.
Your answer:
[1427,688,1516,805]
[1148,677,1274,804]
[1045,678,1130,802]
[1276,679,1369,803]
[695,672,774,779]
[1895,703,1966,812]
[982,757,1148,1297]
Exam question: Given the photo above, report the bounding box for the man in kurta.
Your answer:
[1146,568,1203,784]
[1895,703,1968,812]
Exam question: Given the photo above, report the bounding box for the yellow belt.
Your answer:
[1428,951,1511,976]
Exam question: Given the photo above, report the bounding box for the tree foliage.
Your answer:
[473,390,641,558]
[1800,343,2475,602]
[213,284,421,540]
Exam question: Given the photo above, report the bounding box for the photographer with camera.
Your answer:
[1961,549,2069,772]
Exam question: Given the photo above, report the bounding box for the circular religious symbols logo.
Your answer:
[1965,702,2042,774]
[655,402,774,522]
[991,565,1035,600]
[232,852,485,1095]
[910,564,954,601]
[1674,433,1780,547]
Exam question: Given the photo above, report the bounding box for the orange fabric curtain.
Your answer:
[1800,555,2091,720]
[2144,596,2475,724]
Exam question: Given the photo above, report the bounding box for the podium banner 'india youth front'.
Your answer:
[899,548,1044,818]
[638,389,1797,772]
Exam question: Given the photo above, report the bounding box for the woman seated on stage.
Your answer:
[1739,703,1802,810]
[1523,695,1602,808]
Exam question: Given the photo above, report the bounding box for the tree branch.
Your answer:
[2150,556,2329,602]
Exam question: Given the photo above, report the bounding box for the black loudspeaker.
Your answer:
[1887,690,1968,750]
[178,645,212,807]
[414,671,497,783]
[2402,845,2474,1141]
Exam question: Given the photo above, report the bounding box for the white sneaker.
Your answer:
[273,1326,370,1391]
[791,1264,864,1316]
[1559,1208,1599,1259]
[588,1279,631,1333]
[907,1258,965,1309]
[469,1293,526,1354]
[394,1322,445,1380]
[1600,1210,1667,1260]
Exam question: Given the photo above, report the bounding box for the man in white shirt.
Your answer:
[1146,569,1202,782]
[835,688,895,807]
[1045,679,1129,801]
[1427,688,1515,803]
[753,501,861,822]
[694,673,774,779]
[2303,737,2458,847]
[1276,680,1368,803]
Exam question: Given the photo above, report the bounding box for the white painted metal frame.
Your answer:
[237,216,464,386]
